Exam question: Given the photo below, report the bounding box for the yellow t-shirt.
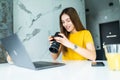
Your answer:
[62,30,94,60]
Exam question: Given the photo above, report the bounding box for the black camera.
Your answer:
[49,32,62,53]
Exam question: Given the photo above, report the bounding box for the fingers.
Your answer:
[48,36,54,41]
[54,33,65,42]
[48,33,66,44]
[55,37,60,41]
[54,36,62,43]
[58,33,65,38]
[48,36,54,45]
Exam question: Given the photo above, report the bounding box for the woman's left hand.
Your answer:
[54,33,73,48]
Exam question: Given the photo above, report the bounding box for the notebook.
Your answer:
[1,34,65,70]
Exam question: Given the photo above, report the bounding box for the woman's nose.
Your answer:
[64,22,68,26]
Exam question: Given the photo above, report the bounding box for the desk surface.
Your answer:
[0,61,120,80]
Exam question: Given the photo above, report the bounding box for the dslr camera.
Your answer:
[49,32,62,53]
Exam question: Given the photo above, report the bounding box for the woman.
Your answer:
[49,7,96,61]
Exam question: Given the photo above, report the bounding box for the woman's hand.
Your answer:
[48,36,54,46]
[54,33,73,48]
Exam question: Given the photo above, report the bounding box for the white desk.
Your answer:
[0,61,120,80]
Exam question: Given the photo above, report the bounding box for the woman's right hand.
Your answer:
[48,36,54,46]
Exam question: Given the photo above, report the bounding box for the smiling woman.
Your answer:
[49,7,96,61]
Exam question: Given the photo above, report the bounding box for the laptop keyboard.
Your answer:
[33,61,65,68]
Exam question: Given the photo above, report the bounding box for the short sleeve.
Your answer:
[83,30,94,44]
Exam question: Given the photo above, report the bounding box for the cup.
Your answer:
[103,44,120,70]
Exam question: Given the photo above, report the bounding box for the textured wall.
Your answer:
[13,0,86,61]
[0,0,13,63]
[0,0,13,38]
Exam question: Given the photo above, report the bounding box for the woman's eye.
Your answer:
[67,20,71,22]
[66,19,71,22]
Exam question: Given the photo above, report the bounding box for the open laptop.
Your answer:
[1,34,65,70]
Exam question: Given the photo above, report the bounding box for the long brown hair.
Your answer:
[59,7,85,53]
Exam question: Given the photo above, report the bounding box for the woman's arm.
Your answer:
[69,42,96,61]
[54,33,96,61]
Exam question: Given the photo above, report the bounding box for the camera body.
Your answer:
[49,32,62,53]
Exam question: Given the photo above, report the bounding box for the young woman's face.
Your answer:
[61,13,77,33]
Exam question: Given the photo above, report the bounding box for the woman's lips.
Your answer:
[65,26,70,30]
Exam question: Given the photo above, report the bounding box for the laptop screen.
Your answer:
[1,34,65,70]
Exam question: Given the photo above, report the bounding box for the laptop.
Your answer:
[1,34,65,70]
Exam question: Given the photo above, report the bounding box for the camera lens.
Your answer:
[49,41,60,53]
[49,32,61,53]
